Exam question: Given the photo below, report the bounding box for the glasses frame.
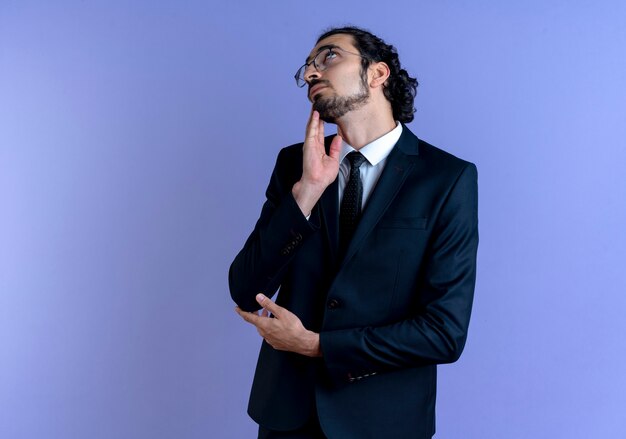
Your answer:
[294,45,371,88]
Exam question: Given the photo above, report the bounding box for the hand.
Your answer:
[235,294,322,357]
[292,109,342,216]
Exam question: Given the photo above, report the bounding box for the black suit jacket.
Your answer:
[229,126,478,439]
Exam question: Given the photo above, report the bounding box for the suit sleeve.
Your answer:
[320,163,479,382]
[229,147,319,312]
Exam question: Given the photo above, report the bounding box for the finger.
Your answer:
[317,114,325,145]
[256,293,283,317]
[328,135,342,161]
[235,306,262,326]
[305,107,314,137]
[305,110,319,142]
[261,308,269,318]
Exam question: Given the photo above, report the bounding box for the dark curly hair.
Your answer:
[317,26,418,123]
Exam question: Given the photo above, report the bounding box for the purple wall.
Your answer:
[2,1,625,437]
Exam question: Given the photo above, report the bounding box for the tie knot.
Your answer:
[346,151,366,170]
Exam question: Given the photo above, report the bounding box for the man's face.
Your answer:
[303,34,370,123]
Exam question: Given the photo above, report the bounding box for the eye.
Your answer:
[324,50,338,63]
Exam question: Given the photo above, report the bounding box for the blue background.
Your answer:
[1,1,625,437]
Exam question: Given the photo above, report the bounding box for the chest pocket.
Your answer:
[378,217,428,229]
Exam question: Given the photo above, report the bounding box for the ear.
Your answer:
[369,62,391,88]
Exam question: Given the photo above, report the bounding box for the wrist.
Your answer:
[304,331,322,357]
[292,180,324,217]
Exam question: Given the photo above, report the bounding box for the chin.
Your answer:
[318,114,336,124]
[313,97,336,123]
[312,86,369,124]
[313,104,336,124]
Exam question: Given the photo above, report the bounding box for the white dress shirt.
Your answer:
[338,122,403,210]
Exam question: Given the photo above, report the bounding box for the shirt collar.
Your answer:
[339,122,403,166]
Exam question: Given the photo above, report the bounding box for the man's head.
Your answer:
[296,26,418,124]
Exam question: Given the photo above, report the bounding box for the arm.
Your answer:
[229,110,342,312]
[320,163,479,382]
[228,151,316,312]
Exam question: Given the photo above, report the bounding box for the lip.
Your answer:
[309,84,327,98]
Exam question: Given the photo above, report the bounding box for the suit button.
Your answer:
[327,299,340,310]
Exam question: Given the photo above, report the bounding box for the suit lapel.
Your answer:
[318,177,339,265]
[340,126,420,267]
[318,136,340,266]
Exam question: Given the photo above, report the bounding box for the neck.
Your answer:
[334,107,397,149]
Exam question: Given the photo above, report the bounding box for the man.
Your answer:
[230,26,478,439]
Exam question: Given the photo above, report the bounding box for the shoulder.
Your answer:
[396,124,476,176]
[269,141,306,183]
[271,140,304,168]
[417,138,477,175]
[397,127,477,188]
[279,141,305,156]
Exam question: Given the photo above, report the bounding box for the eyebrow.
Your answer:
[305,44,339,64]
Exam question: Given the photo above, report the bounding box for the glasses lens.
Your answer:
[315,48,336,72]
[295,49,334,88]
[315,49,331,70]
[295,65,307,87]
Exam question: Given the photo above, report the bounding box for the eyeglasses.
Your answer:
[294,46,370,88]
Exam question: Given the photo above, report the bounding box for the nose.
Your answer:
[303,64,320,84]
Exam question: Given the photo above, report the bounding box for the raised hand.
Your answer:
[292,109,342,216]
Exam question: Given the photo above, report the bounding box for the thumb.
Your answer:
[256,294,282,317]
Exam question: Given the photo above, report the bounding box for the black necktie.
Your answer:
[339,151,366,257]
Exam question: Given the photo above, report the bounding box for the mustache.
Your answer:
[308,79,331,93]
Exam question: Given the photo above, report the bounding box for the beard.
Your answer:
[312,77,370,123]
